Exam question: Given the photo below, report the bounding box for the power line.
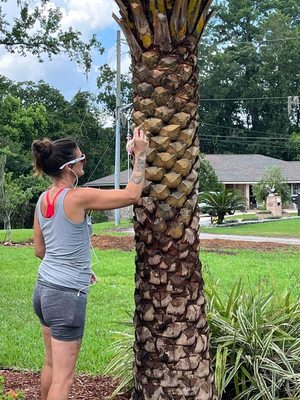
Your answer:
[202,122,289,137]
[200,96,289,102]
[87,133,116,182]
[201,36,300,47]
[201,133,289,141]
[199,137,293,149]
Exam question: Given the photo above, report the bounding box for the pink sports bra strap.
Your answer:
[45,188,65,218]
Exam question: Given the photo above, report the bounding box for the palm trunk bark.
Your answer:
[131,40,216,400]
[113,1,217,399]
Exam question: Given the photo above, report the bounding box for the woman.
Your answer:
[32,128,148,400]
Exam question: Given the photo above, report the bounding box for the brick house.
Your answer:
[205,154,300,208]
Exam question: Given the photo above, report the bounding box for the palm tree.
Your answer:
[113,1,217,399]
[200,189,247,224]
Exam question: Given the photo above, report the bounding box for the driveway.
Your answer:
[199,232,300,246]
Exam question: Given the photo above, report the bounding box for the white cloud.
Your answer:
[0,50,99,99]
[0,52,45,82]
[60,0,119,35]
[0,0,124,99]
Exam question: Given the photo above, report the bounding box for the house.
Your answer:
[84,170,133,220]
[84,154,300,211]
[205,154,300,208]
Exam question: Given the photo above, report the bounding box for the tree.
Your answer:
[97,64,132,115]
[0,170,32,243]
[0,0,103,71]
[0,76,119,227]
[198,0,300,160]
[200,189,247,224]
[114,1,217,399]
[252,166,290,205]
[199,154,224,192]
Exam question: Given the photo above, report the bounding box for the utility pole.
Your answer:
[114,30,121,225]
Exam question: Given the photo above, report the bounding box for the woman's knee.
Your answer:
[52,372,74,389]
[44,357,53,369]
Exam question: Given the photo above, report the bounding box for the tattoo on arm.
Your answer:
[130,152,146,185]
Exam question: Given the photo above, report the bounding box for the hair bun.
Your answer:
[32,139,53,159]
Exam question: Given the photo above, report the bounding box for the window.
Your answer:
[291,183,300,195]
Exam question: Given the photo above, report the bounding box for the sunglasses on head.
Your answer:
[59,154,86,170]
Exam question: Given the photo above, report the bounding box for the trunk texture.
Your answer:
[131,41,216,400]
[113,1,217,399]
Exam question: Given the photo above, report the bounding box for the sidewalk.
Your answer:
[118,228,300,246]
[200,232,300,245]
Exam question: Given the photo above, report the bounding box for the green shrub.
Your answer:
[89,210,108,224]
[0,376,24,399]
[105,279,300,399]
[252,166,290,205]
[206,278,300,399]
[200,189,247,224]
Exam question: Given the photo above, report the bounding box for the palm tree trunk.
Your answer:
[113,2,217,399]
[131,42,216,400]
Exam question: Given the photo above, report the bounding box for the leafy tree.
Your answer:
[0,76,120,227]
[198,0,300,160]
[0,154,5,192]
[200,189,247,224]
[0,0,103,70]
[97,64,132,115]
[252,166,290,204]
[199,153,224,192]
[0,171,32,243]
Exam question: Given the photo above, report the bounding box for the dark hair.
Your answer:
[32,138,78,177]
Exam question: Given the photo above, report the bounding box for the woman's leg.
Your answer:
[46,338,81,400]
[41,326,52,400]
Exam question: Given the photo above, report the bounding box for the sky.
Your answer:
[0,0,131,100]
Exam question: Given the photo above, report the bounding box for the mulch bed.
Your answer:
[4,234,300,254]
[91,235,135,252]
[91,234,300,253]
[0,369,130,400]
[201,238,300,253]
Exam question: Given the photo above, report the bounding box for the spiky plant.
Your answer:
[105,279,300,400]
[113,1,216,399]
[206,279,300,400]
[200,189,247,224]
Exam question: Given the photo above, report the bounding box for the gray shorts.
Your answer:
[33,282,87,341]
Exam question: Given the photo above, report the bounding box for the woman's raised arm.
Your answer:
[73,128,149,211]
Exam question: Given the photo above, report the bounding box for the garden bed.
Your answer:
[0,369,130,400]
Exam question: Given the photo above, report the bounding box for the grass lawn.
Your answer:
[201,218,300,237]
[0,245,299,375]
[224,213,257,222]
[0,220,133,243]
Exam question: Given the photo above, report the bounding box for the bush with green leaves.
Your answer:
[105,279,300,400]
[199,154,224,193]
[252,166,290,206]
[206,278,300,400]
[200,189,247,224]
[0,376,24,400]
[90,210,109,224]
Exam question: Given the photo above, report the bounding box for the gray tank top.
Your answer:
[36,188,92,292]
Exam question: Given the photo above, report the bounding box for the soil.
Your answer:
[0,369,130,399]
[90,234,300,253]
[2,233,300,398]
